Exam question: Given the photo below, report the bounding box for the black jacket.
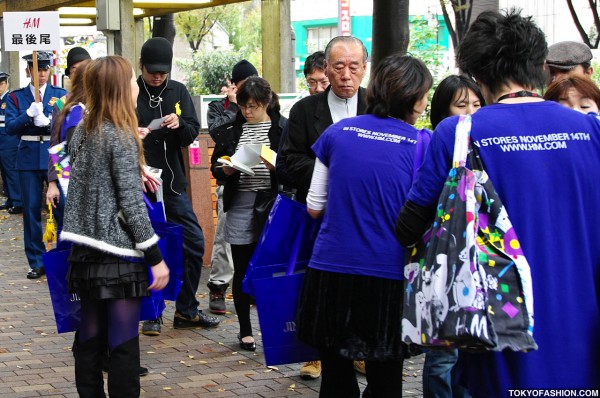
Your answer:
[210,108,286,211]
[280,86,367,203]
[136,77,200,196]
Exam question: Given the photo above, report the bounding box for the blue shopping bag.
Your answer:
[151,221,184,301]
[143,193,166,223]
[145,195,184,302]
[251,260,320,366]
[45,240,167,333]
[140,267,166,321]
[243,194,321,295]
[242,194,321,366]
[44,242,80,334]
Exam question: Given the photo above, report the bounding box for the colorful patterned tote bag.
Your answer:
[402,115,537,352]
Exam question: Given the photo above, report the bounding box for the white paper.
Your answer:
[232,144,262,167]
[216,143,268,176]
[147,117,167,130]
[216,158,255,175]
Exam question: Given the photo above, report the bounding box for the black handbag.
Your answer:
[253,190,278,237]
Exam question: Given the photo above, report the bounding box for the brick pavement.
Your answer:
[0,203,425,397]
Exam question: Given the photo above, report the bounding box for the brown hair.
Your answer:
[366,54,432,121]
[54,59,91,137]
[544,74,600,110]
[83,56,144,171]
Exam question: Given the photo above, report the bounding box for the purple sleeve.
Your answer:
[406,118,455,207]
[61,105,84,142]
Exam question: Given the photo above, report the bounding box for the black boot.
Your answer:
[107,336,141,398]
[74,336,106,398]
[208,282,229,315]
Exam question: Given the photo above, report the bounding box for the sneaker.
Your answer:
[209,290,226,314]
[208,282,228,315]
[299,361,322,379]
[354,360,366,374]
[141,317,162,336]
[173,311,220,329]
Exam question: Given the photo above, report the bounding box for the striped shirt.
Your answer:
[237,121,272,191]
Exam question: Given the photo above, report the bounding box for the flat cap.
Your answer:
[22,52,53,69]
[547,41,593,70]
[0,72,9,82]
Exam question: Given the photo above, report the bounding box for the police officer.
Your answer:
[5,52,67,279]
[0,72,22,213]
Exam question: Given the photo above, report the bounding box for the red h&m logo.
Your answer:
[23,18,41,29]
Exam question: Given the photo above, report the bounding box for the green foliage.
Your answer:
[220,2,262,52]
[177,50,244,95]
[591,61,600,87]
[409,16,447,130]
[409,16,445,80]
[175,0,262,95]
[175,8,226,52]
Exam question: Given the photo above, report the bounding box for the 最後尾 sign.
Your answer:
[3,11,60,51]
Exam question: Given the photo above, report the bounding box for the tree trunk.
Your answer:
[152,14,176,45]
[371,0,409,71]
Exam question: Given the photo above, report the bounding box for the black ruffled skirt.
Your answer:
[67,244,150,299]
[296,267,407,361]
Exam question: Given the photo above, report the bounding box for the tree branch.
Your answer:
[567,0,592,47]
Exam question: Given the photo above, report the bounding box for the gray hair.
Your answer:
[324,36,368,63]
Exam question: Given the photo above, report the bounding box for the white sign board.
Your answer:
[2,12,60,51]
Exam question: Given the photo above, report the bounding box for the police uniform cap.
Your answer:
[0,72,9,83]
[140,37,173,74]
[22,52,53,69]
[547,41,593,70]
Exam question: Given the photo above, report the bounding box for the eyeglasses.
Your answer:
[239,103,262,112]
[307,79,330,89]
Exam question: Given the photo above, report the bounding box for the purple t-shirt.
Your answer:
[310,114,429,280]
[408,101,600,394]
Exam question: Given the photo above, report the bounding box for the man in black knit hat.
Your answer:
[65,47,91,78]
[205,59,258,315]
[137,37,220,336]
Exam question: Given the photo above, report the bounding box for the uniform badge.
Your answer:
[1,103,5,110]
[49,97,59,106]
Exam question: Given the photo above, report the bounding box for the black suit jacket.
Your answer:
[280,86,367,202]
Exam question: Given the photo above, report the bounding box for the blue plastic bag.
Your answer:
[44,243,80,333]
[44,240,167,334]
[143,193,166,223]
[144,195,184,302]
[243,194,321,294]
[151,221,184,301]
[243,194,321,366]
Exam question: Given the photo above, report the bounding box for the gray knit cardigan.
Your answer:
[61,121,159,258]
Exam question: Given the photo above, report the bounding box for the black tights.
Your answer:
[78,295,142,350]
[230,243,256,338]
[319,349,404,398]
